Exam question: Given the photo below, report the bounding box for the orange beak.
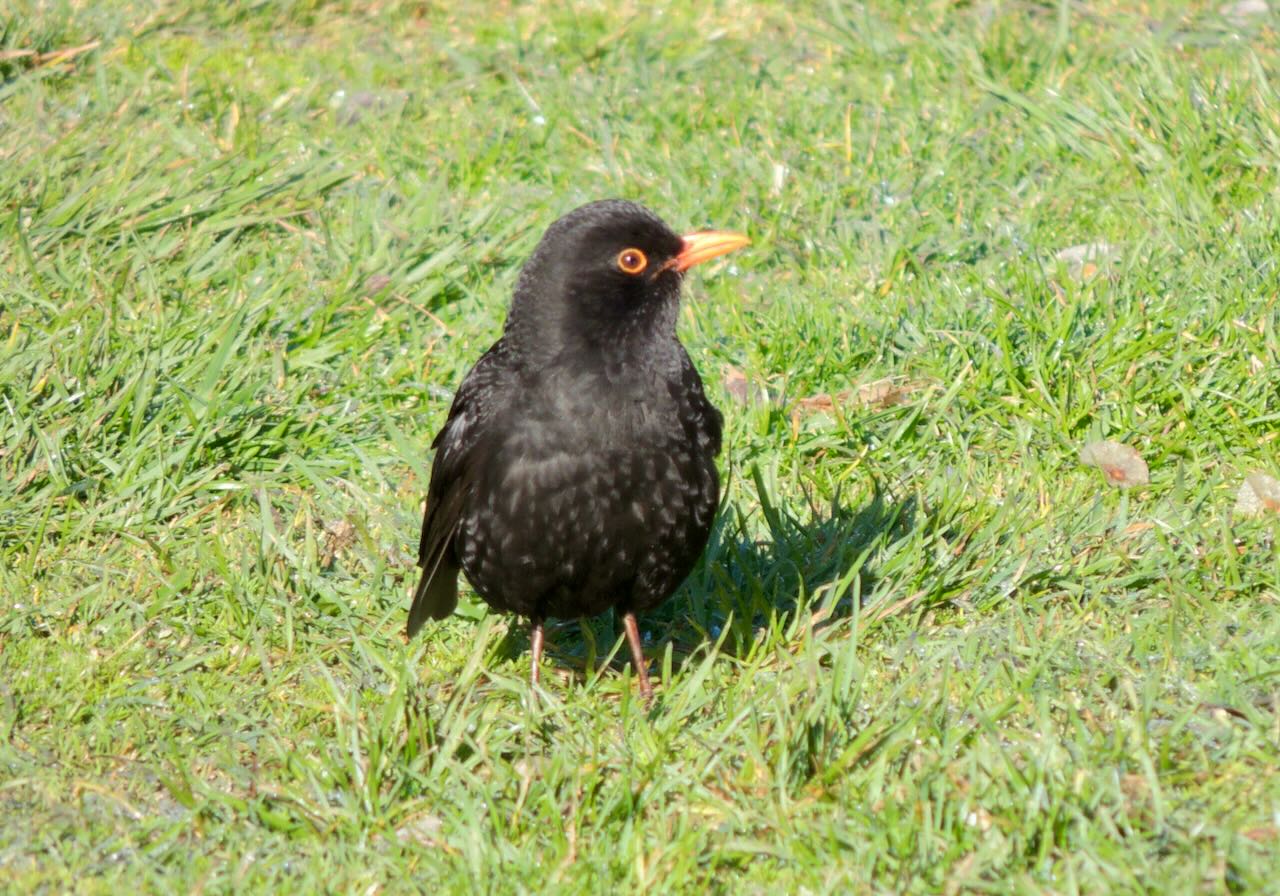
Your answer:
[673,230,750,273]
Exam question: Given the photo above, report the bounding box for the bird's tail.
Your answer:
[406,555,459,638]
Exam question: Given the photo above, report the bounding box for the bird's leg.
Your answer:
[579,617,598,680]
[529,617,545,691]
[621,611,654,704]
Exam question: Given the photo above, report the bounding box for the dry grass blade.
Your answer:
[0,40,101,66]
[863,589,928,623]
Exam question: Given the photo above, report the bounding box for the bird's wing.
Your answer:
[675,345,723,456]
[407,341,511,637]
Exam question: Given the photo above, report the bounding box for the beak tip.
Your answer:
[675,230,750,272]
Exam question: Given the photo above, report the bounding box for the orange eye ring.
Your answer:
[616,248,648,275]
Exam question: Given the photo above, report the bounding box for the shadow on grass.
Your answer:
[481,480,920,681]
[669,482,920,662]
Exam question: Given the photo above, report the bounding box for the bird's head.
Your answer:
[505,199,748,352]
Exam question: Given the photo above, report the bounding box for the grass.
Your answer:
[2,0,1279,891]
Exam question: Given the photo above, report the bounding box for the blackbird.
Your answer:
[406,199,748,701]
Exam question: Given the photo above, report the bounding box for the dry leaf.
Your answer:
[1079,440,1149,488]
[364,273,393,295]
[793,392,837,414]
[1243,825,1279,843]
[790,378,927,420]
[855,378,924,409]
[333,88,410,126]
[1119,773,1149,802]
[1235,471,1280,516]
[962,806,994,832]
[321,519,358,568]
[721,365,750,404]
[1221,0,1269,22]
[721,365,772,406]
[395,813,444,846]
[1054,241,1119,279]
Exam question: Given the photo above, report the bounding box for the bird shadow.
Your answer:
[660,481,920,665]
[485,479,920,681]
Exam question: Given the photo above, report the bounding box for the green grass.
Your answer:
[3,0,1279,891]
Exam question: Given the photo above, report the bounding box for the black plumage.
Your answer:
[407,199,748,700]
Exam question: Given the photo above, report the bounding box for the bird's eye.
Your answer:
[616,248,648,275]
